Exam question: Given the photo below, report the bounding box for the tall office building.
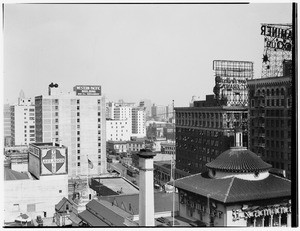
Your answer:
[132,107,146,138]
[35,85,107,177]
[106,101,132,120]
[248,72,292,179]
[4,104,12,146]
[114,105,132,121]
[248,23,293,180]
[106,101,146,138]
[175,60,252,175]
[10,91,35,146]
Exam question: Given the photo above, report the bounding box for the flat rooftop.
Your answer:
[155,216,193,227]
[30,143,66,149]
[92,177,139,195]
[4,168,30,181]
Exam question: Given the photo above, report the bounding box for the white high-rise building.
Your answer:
[106,101,146,138]
[114,106,132,121]
[132,107,146,137]
[106,102,132,121]
[106,119,132,141]
[35,85,107,177]
[10,91,35,146]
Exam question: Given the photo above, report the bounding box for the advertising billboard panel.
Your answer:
[73,85,101,96]
[41,147,67,176]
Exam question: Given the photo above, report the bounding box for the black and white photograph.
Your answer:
[2,1,297,228]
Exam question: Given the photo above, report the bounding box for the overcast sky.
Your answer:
[3,3,292,107]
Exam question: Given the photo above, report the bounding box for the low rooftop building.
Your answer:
[78,192,180,227]
[173,130,291,227]
[90,176,139,196]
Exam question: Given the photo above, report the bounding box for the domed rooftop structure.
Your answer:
[206,146,272,173]
[206,129,272,174]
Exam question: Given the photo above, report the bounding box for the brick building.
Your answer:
[248,74,292,179]
[174,60,252,175]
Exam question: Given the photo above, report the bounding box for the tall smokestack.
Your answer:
[138,149,156,226]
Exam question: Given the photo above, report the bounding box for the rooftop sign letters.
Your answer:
[232,204,291,221]
[261,24,292,51]
[74,85,101,96]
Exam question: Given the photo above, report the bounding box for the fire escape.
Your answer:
[253,92,265,157]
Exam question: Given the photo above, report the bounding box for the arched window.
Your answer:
[276,88,280,96]
[267,89,270,96]
[281,88,285,96]
[257,90,261,96]
[271,89,275,96]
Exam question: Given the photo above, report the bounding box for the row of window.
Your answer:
[262,150,291,160]
[251,129,291,139]
[253,87,291,97]
[252,139,291,149]
[251,98,291,108]
[251,118,291,128]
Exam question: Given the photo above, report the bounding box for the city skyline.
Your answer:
[3,3,292,107]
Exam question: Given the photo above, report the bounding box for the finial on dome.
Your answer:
[234,128,243,147]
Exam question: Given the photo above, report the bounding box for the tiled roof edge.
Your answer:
[271,173,292,182]
[223,177,235,203]
[175,172,203,183]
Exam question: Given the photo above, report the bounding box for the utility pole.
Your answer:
[172,100,175,226]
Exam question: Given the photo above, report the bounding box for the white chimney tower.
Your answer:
[138,149,156,226]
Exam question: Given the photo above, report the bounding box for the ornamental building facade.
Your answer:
[175,60,252,175]
[174,131,291,227]
[35,84,107,177]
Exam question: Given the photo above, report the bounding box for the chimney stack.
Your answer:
[138,149,156,226]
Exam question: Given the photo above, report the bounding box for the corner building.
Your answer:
[35,85,106,177]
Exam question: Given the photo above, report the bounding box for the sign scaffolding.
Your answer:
[261,23,292,78]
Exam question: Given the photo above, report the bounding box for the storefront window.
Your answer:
[273,214,280,226]
[281,214,287,227]
[255,217,264,227]
[264,215,270,226]
[247,217,255,227]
